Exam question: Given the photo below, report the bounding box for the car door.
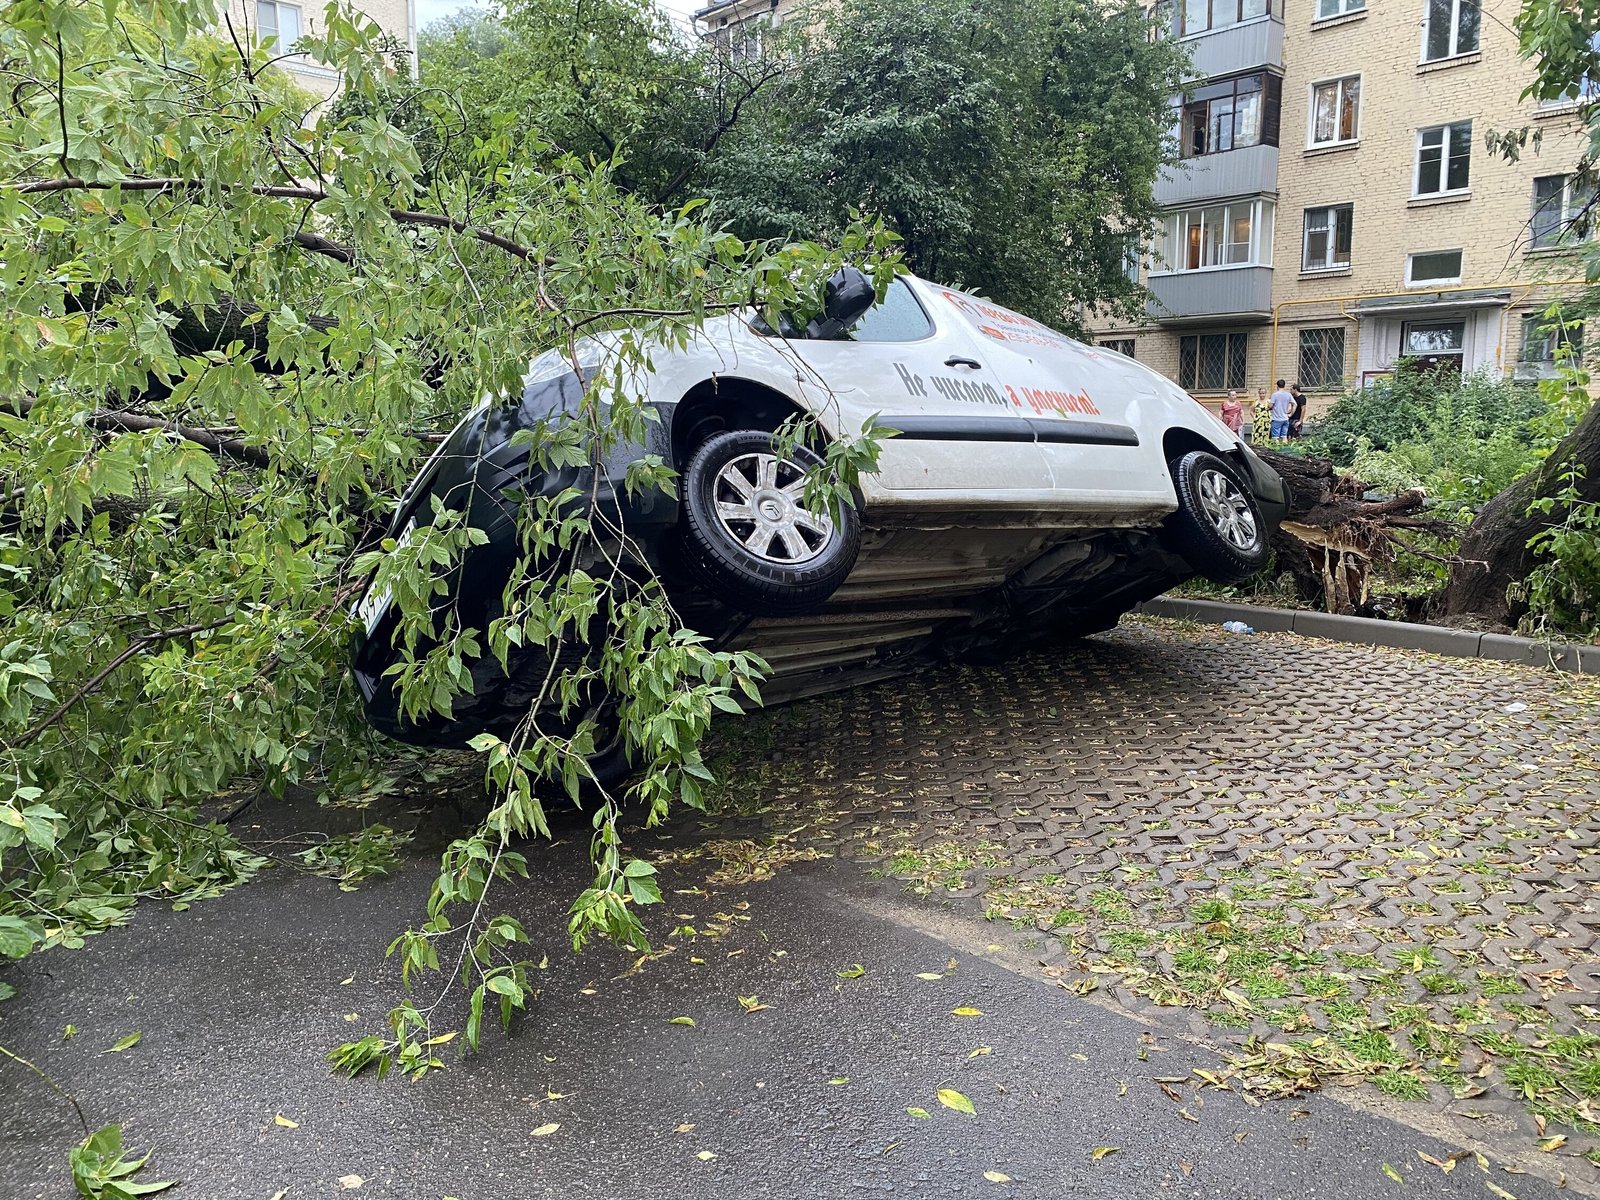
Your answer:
[785,278,1053,499]
[930,288,1172,517]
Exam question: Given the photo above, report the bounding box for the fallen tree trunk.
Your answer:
[1440,397,1600,631]
[1253,448,1453,616]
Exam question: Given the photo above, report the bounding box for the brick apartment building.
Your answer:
[692,0,808,56]
[1086,0,1592,418]
[218,1,418,105]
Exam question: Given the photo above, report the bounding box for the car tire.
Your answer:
[1166,450,1269,584]
[679,429,861,616]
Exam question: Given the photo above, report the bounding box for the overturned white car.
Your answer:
[352,269,1288,753]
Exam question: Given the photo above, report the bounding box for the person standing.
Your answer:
[1219,389,1244,435]
[1269,379,1295,442]
[1288,383,1307,440]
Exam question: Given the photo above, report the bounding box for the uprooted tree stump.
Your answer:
[1253,449,1456,616]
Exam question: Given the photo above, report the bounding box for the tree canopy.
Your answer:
[410,0,1187,326]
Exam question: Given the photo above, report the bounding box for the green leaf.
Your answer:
[937,1088,976,1116]
[104,1032,142,1053]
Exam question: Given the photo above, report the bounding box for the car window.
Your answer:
[848,279,934,343]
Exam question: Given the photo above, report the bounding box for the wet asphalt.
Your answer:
[0,794,1572,1200]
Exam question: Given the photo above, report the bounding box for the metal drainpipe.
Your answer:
[407,0,418,79]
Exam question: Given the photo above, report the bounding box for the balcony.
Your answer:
[1145,267,1274,325]
[1155,143,1279,208]
[1178,16,1284,80]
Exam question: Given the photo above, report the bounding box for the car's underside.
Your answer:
[674,518,1196,708]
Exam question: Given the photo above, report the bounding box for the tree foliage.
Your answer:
[409,0,1186,326]
[0,0,893,1082]
[706,0,1187,327]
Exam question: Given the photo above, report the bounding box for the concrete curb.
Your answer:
[1136,596,1597,674]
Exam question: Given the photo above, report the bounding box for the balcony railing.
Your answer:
[1156,143,1279,208]
[1177,16,1284,80]
[1145,266,1274,324]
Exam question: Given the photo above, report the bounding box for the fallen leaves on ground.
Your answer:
[1091,1146,1120,1161]
[531,1123,560,1137]
[103,1032,140,1054]
[273,1114,298,1129]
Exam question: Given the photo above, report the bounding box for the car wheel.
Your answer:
[680,429,861,617]
[1166,451,1269,584]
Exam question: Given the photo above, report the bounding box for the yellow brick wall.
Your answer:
[1087,0,1591,414]
[217,1,415,107]
[1271,0,1588,409]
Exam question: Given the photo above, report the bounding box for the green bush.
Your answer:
[1302,365,1549,505]
[1302,365,1548,469]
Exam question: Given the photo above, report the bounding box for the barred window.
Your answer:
[1178,332,1249,391]
[1298,327,1346,389]
[1099,339,1137,358]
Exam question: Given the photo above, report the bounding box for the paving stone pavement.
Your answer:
[690,615,1600,1181]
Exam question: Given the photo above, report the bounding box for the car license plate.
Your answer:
[354,517,418,637]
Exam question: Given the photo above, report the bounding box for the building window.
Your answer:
[1181,74,1282,157]
[1299,328,1346,389]
[1405,249,1463,285]
[1531,175,1596,250]
[1156,200,1275,273]
[256,1,303,48]
[1302,205,1353,271]
[1178,0,1270,38]
[1422,0,1480,61]
[1309,76,1360,146]
[1400,320,1467,372]
[1100,339,1137,358]
[1516,313,1583,380]
[1178,332,1250,391]
[1121,239,1142,283]
[1316,0,1365,18]
[1414,122,1472,197]
[1540,31,1600,106]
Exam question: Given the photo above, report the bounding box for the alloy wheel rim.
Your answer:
[712,452,834,565]
[1195,467,1259,552]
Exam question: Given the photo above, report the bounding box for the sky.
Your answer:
[412,0,701,32]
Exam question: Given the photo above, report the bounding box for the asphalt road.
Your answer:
[0,793,1570,1200]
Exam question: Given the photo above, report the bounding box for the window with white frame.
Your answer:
[1155,200,1275,272]
[1422,0,1480,62]
[1531,174,1596,249]
[1121,239,1142,283]
[1181,73,1282,157]
[256,1,303,48]
[1405,249,1463,285]
[1516,312,1583,380]
[1414,122,1472,196]
[1315,0,1365,18]
[1540,31,1600,106]
[1303,205,1353,271]
[1309,76,1360,145]
[1178,333,1250,391]
[1177,0,1270,38]
[1400,320,1466,371]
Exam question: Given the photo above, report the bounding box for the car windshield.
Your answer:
[750,278,932,343]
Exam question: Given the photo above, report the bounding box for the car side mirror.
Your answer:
[805,267,877,340]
